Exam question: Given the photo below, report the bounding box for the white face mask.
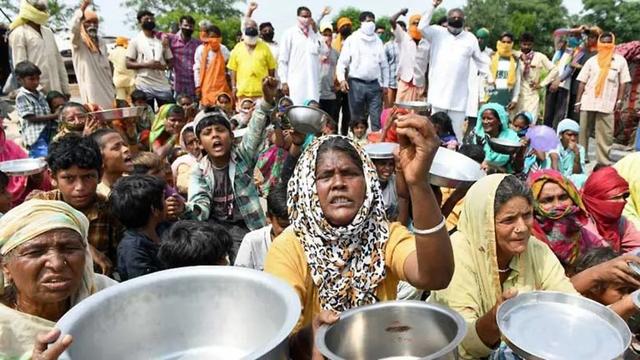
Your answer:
[361,21,375,36]
[298,16,310,27]
[448,26,463,36]
[244,36,258,46]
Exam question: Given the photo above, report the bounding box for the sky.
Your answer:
[58,0,585,39]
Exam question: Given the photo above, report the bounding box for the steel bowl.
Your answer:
[395,101,431,111]
[56,267,301,360]
[497,291,631,360]
[429,147,486,188]
[285,106,330,134]
[487,137,523,155]
[316,301,466,360]
[89,106,146,123]
[0,158,47,176]
[365,142,399,160]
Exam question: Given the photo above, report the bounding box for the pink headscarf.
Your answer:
[0,119,29,205]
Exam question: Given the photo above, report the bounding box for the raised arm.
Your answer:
[417,0,442,41]
[390,8,408,30]
[237,77,278,164]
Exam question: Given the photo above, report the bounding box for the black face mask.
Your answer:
[447,17,464,29]
[261,31,274,42]
[340,27,352,37]
[245,27,259,37]
[181,28,193,37]
[142,21,156,31]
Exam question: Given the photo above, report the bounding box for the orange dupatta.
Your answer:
[199,36,230,107]
[594,34,616,98]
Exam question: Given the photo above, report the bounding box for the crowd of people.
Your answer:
[0,0,639,358]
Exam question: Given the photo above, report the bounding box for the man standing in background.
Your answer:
[163,16,200,99]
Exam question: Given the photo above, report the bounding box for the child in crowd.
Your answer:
[176,93,197,123]
[131,89,155,148]
[45,90,67,114]
[575,247,636,305]
[216,93,234,117]
[232,98,255,128]
[29,133,123,275]
[548,118,587,187]
[365,142,401,221]
[186,77,277,261]
[235,184,290,270]
[150,104,186,160]
[511,111,546,176]
[349,117,369,147]
[0,171,10,217]
[111,175,170,281]
[14,61,59,157]
[511,111,532,138]
[159,220,233,268]
[131,151,185,220]
[92,128,134,197]
[172,123,201,196]
[255,118,287,197]
[431,112,458,150]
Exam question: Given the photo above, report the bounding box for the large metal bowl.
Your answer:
[316,301,466,360]
[487,137,522,155]
[56,267,301,359]
[429,147,486,188]
[89,106,146,123]
[497,291,631,360]
[285,106,330,134]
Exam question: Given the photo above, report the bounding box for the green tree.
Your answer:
[155,10,241,50]
[0,0,75,30]
[332,6,362,31]
[121,0,242,20]
[464,0,569,54]
[580,0,640,43]
[430,8,447,25]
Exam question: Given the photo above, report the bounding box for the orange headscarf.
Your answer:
[332,17,353,52]
[80,9,100,53]
[408,15,422,41]
[115,36,129,48]
[199,34,230,107]
[594,33,616,98]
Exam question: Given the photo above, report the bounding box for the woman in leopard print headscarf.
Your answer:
[265,114,454,357]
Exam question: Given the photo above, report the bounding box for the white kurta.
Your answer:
[466,48,493,117]
[9,24,69,94]
[278,26,321,105]
[70,10,115,109]
[418,4,489,112]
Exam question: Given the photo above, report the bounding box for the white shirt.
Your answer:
[193,43,230,88]
[418,4,490,112]
[336,30,389,87]
[234,225,272,270]
[466,48,493,117]
[126,31,173,92]
[278,26,321,105]
[394,25,430,87]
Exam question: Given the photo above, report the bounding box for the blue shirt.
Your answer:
[117,223,170,281]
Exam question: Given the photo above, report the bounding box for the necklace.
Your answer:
[497,267,511,273]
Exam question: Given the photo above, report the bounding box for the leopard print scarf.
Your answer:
[287,135,389,312]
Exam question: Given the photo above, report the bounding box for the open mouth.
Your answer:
[41,277,73,291]
[330,196,353,206]
[211,139,224,151]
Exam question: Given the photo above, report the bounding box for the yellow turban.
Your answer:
[0,200,96,298]
[336,17,352,31]
[115,36,129,48]
[9,0,50,30]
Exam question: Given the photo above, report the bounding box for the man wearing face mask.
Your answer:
[70,0,115,110]
[228,19,277,109]
[418,0,490,142]
[194,24,231,107]
[390,9,430,103]
[488,32,521,110]
[243,2,280,63]
[162,16,200,99]
[9,0,69,97]
[278,6,321,105]
[126,10,174,110]
[336,11,390,132]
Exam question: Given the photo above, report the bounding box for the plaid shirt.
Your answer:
[27,189,124,264]
[168,32,200,96]
[186,101,273,230]
[384,41,399,89]
[15,87,56,147]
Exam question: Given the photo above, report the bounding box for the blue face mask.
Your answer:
[567,37,581,48]
[516,128,528,138]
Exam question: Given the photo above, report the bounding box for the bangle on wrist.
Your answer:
[413,215,446,235]
[574,102,581,106]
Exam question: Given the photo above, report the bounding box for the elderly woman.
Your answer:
[0,200,115,359]
[468,103,521,173]
[265,114,454,357]
[614,153,640,229]
[528,169,604,267]
[149,104,187,159]
[581,167,640,253]
[429,174,640,359]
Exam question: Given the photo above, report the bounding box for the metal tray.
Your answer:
[0,158,47,176]
[395,101,431,111]
[497,291,631,360]
[364,142,398,160]
[89,106,146,122]
[429,147,485,188]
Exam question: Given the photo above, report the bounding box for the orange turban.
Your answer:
[409,14,422,41]
[115,36,129,47]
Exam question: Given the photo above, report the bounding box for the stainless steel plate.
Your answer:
[364,142,398,159]
[487,137,522,155]
[429,147,485,188]
[90,106,146,122]
[497,291,631,360]
[0,158,47,176]
[395,101,431,111]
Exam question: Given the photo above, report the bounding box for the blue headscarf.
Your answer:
[474,103,520,167]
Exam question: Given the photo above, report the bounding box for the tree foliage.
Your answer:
[121,0,242,20]
[580,0,640,44]
[464,0,569,54]
[331,6,362,31]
